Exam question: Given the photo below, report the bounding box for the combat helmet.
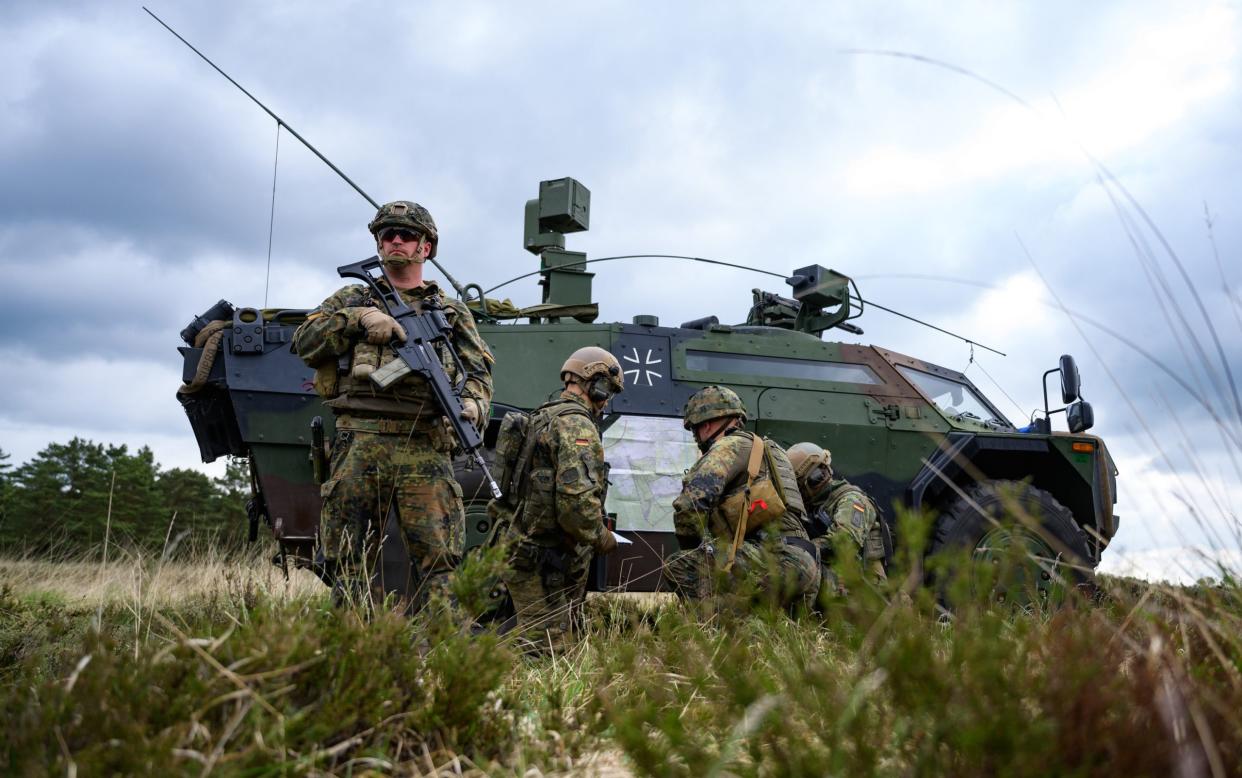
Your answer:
[368,201,439,258]
[561,346,624,401]
[788,441,834,496]
[682,385,748,430]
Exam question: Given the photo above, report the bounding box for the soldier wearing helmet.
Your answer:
[787,442,888,599]
[662,386,820,610]
[292,200,494,614]
[494,346,624,653]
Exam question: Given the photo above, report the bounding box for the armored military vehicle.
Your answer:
[177,177,1118,603]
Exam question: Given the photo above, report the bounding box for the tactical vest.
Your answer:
[711,431,809,540]
[319,287,461,419]
[491,398,595,541]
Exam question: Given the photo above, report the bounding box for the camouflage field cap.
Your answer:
[561,346,624,394]
[368,201,439,259]
[787,442,832,482]
[682,385,748,430]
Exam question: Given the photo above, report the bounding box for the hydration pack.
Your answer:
[491,400,593,512]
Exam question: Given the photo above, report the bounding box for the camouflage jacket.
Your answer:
[292,279,494,420]
[806,479,880,551]
[672,428,808,546]
[510,391,608,551]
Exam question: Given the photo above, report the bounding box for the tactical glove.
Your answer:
[596,529,619,555]
[358,308,407,345]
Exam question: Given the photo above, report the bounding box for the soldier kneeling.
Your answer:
[662,386,820,612]
[787,442,888,603]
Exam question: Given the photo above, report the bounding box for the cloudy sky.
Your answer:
[2,1,1239,582]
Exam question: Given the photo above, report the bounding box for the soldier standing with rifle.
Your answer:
[491,347,623,653]
[293,201,494,613]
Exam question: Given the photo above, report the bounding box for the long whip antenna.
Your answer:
[143,7,467,297]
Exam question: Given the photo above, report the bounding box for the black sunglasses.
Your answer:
[379,228,422,243]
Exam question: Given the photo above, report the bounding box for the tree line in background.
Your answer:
[0,440,249,555]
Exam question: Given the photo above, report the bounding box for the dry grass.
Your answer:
[0,548,321,608]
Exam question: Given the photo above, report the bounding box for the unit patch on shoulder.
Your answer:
[851,502,865,527]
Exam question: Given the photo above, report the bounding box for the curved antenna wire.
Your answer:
[483,253,787,294]
[485,253,1004,355]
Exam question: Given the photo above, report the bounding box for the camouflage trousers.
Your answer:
[663,535,821,612]
[813,530,888,602]
[320,423,464,614]
[501,537,593,654]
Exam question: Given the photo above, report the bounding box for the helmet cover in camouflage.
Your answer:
[561,346,624,395]
[368,201,439,258]
[682,385,748,430]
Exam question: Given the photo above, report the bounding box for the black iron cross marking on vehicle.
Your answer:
[622,346,663,387]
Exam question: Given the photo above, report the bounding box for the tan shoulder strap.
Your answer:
[725,435,765,571]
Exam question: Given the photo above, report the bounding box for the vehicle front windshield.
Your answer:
[601,415,700,534]
[896,366,1010,427]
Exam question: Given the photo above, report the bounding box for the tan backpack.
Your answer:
[719,435,787,571]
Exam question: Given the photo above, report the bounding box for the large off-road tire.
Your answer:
[929,480,1094,608]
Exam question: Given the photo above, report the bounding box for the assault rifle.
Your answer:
[337,256,503,499]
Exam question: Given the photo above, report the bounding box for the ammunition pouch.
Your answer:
[863,525,887,562]
[313,359,342,399]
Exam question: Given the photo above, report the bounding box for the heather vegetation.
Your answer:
[2,534,1239,776]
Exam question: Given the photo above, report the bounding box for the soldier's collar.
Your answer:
[394,279,442,298]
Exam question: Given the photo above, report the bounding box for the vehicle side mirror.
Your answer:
[1067,400,1094,433]
[1059,354,1080,404]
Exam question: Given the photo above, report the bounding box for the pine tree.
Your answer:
[211,457,252,547]
[3,442,259,555]
[156,467,217,546]
[0,447,12,530]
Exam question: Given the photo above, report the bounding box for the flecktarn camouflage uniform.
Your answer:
[807,480,888,597]
[497,391,609,652]
[664,428,820,610]
[787,441,888,601]
[293,279,493,612]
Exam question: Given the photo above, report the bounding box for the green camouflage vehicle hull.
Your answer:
[178,296,1118,595]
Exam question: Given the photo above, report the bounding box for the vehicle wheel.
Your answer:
[929,480,1094,608]
[463,497,514,623]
